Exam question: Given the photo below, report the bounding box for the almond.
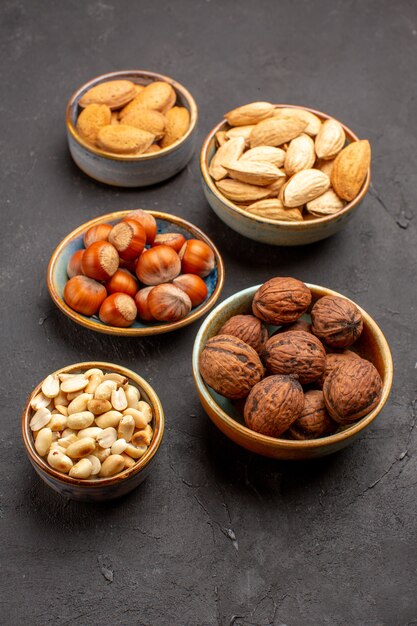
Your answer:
[240,146,286,167]
[160,106,190,148]
[225,102,275,127]
[249,118,307,148]
[225,125,255,143]
[145,144,162,154]
[209,137,246,181]
[110,112,119,125]
[331,140,371,201]
[79,80,136,110]
[306,189,345,216]
[224,161,285,187]
[216,179,271,203]
[126,81,176,113]
[265,177,287,197]
[120,108,166,139]
[76,104,111,145]
[284,134,316,176]
[272,108,322,136]
[315,119,346,160]
[281,169,330,207]
[96,125,155,155]
[245,199,303,221]
[316,158,335,177]
[215,131,228,147]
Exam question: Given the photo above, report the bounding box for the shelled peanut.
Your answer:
[30,368,154,479]
[75,79,190,155]
[209,102,371,221]
[63,210,215,327]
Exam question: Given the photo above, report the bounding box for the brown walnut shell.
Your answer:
[244,375,304,437]
[199,335,264,400]
[323,358,382,424]
[317,350,361,388]
[263,330,326,384]
[217,314,268,355]
[288,390,335,440]
[311,295,363,348]
[252,277,312,325]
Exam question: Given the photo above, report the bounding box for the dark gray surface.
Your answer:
[1,1,416,624]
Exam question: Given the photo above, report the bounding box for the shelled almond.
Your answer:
[209,102,371,221]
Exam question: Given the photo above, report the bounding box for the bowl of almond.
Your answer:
[200,103,371,246]
[66,70,198,187]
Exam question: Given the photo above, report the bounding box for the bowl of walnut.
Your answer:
[192,278,393,460]
[66,70,198,187]
[200,103,371,245]
[21,362,164,501]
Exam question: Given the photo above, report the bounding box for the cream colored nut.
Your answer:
[94,380,118,401]
[67,393,93,415]
[118,415,135,442]
[49,443,68,454]
[315,119,346,160]
[137,401,152,423]
[102,373,128,385]
[132,425,153,447]
[92,446,111,462]
[84,368,104,378]
[57,434,78,449]
[66,391,81,401]
[240,145,286,167]
[47,449,73,473]
[60,376,89,393]
[111,438,128,455]
[61,428,77,438]
[209,137,246,181]
[85,373,103,394]
[34,428,52,457]
[51,432,60,443]
[249,117,307,149]
[225,101,275,127]
[66,437,96,459]
[215,179,271,203]
[49,414,68,432]
[99,454,125,478]
[306,189,345,216]
[123,408,147,430]
[69,458,94,479]
[86,455,101,475]
[54,404,68,417]
[281,169,330,207]
[58,373,78,381]
[66,411,95,430]
[111,388,128,411]
[97,427,118,449]
[125,385,140,409]
[30,392,51,411]
[121,452,136,469]
[87,398,112,415]
[125,443,148,459]
[78,426,103,439]
[95,410,123,429]
[30,407,52,431]
[215,131,228,146]
[54,390,69,407]
[284,133,316,177]
[225,125,256,143]
[272,107,322,136]
[41,375,60,398]
[224,160,285,187]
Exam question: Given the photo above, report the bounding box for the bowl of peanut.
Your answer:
[66,70,198,187]
[21,362,164,501]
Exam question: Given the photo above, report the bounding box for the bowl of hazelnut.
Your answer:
[192,277,393,460]
[47,209,224,336]
[66,70,198,186]
[200,102,371,246]
[21,362,164,501]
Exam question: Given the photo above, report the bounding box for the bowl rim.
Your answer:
[200,104,371,229]
[21,361,164,487]
[192,283,393,450]
[47,210,225,336]
[66,69,198,161]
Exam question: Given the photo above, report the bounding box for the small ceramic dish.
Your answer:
[21,362,164,501]
[200,105,371,246]
[47,210,224,336]
[66,70,198,187]
[192,284,393,460]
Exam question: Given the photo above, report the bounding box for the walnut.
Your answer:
[323,358,382,423]
[263,330,326,384]
[199,334,264,399]
[244,375,304,437]
[288,390,335,440]
[272,318,312,336]
[311,295,363,348]
[317,350,361,388]
[252,277,312,325]
[217,314,268,355]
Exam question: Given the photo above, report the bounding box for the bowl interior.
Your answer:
[193,284,393,448]
[48,211,223,336]
[22,362,164,487]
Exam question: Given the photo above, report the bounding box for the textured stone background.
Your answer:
[1,1,416,624]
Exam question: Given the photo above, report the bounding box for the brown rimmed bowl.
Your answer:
[66,70,198,187]
[47,210,224,336]
[192,284,393,460]
[200,105,371,246]
[21,362,164,501]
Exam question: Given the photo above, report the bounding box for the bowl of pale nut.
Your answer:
[66,70,198,187]
[21,362,164,501]
[200,103,371,246]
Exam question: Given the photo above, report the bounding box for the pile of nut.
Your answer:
[29,368,154,479]
[64,210,215,327]
[208,102,371,221]
[199,277,383,440]
[75,79,190,155]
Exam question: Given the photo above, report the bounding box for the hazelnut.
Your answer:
[199,335,264,399]
[263,330,326,384]
[311,295,363,348]
[318,350,361,388]
[288,390,335,440]
[217,314,268,355]
[244,375,304,437]
[252,277,311,325]
[323,358,382,424]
